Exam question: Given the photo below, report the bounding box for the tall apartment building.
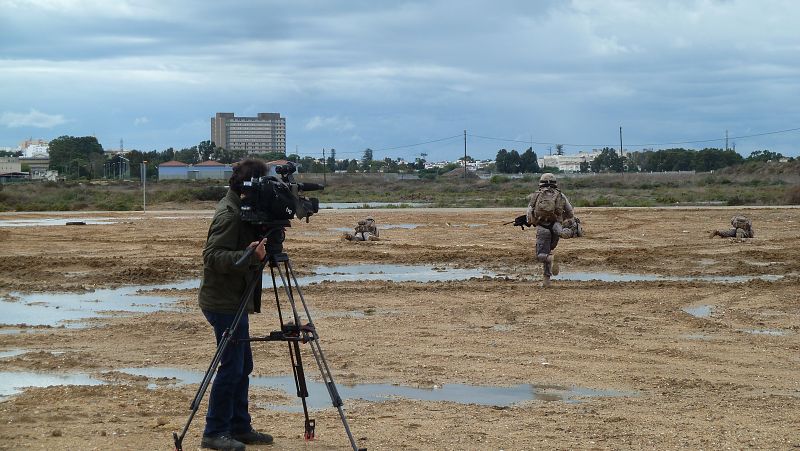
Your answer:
[211,112,286,154]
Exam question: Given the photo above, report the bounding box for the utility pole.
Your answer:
[619,126,624,172]
[463,129,467,179]
[322,148,327,185]
[141,161,147,213]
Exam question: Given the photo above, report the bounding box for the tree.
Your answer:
[579,161,590,173]
[327,148,336,172]
[175,146,199,164]
[361,148,374,171]
[495,149,510,173]
[520,147,540,173]
[347,159,359,172]
[590,147,624,172]
[198,140,216,161]
[555,144,564,156]
[48,135,104,179]
[747,149,784,162]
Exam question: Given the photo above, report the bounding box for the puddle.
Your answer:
[0,218,120,227]
[0,279,198,328]
[0,349,26,359]
[0,263,492,329]
[553,272,783,283]
[697,259,717,266]
[0,371,105,400]
[683,333,711,340]
[319,202,430,209]
[300,264,494,284]
[382,224,423,229]
[119,367,633,410]
[683,305,714,318]
[738,329,789,336]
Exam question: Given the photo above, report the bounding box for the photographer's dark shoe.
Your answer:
[233,429,274,445]
[201,434,245,451]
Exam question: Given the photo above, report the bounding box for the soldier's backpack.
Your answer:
[533,187,563,223]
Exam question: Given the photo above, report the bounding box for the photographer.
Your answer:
[197,159,274,451]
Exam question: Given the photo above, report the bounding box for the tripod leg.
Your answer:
[288,339,315,440]
[274,257,366,451]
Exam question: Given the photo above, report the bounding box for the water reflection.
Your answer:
[119,367,634,411]
[0,371,105,400]
[0,279,198,328]
[300,264,494,284]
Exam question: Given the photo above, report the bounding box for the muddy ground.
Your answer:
[0,207,798,450]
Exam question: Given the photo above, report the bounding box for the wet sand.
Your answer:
[0,207,798,450]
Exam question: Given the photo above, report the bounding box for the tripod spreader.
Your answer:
[242,322,317,345]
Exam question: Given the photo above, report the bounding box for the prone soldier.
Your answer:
[710,215,754,239]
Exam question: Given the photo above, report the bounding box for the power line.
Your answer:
[286,125,800,159]
[468,126,800,148]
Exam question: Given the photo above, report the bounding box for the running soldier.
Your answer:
[710,215,754,239]
[515,173,575,287]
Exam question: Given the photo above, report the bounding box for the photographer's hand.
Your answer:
[249,238,267,262]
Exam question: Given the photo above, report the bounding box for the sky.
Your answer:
[1,0,799,161]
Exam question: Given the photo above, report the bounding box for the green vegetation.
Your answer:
[1,160,798,211]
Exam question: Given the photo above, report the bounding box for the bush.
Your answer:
[490,175,510,184]
[785,185,800,205]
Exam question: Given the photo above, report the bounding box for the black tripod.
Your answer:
[173,226,366,451]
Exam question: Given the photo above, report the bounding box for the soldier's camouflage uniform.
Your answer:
[710,215,754,239]
[343,218,380,241]
[559,217,583,238]
[526,187,574,281]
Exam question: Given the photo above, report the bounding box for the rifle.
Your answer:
[504,215,530,230]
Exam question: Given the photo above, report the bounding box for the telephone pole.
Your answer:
[322,148,327,184]
[463,129,467,179]
[725,130,729,151]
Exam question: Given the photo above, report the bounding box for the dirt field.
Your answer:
[0,206,798,450]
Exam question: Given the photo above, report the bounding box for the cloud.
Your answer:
[0,109,67,128]
[304,115,355,132]
[133,116,149,125]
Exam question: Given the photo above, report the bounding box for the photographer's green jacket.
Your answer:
[198,189,263,314]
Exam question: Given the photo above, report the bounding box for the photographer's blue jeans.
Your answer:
[202,310,253,437]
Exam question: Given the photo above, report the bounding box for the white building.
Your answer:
[20,139,49,158]
[539,150,609,172]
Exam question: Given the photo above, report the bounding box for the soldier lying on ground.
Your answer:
[342,217,380,241]
[709,215,754,239]
[559,217,583,238]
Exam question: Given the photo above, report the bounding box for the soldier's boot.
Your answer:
[708,230,719,238]
[342,232,354,241]
[547,254,560,276]
[367,235,380,241]
[540,275,551,288]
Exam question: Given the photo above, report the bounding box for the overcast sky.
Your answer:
[1,0,799,161]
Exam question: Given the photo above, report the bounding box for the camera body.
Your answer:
[240,162,322,226]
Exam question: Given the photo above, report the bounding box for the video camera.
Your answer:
[240,162,323,226]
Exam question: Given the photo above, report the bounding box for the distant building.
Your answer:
[539,150,614,172]
[211,112,286,154]
[0,157,21,174]
[19,138,49,158]
[158,160,233,180]
[20,157,50,179]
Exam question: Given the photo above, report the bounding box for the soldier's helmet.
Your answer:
[365,216,374,222]
[539,172,558,187]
